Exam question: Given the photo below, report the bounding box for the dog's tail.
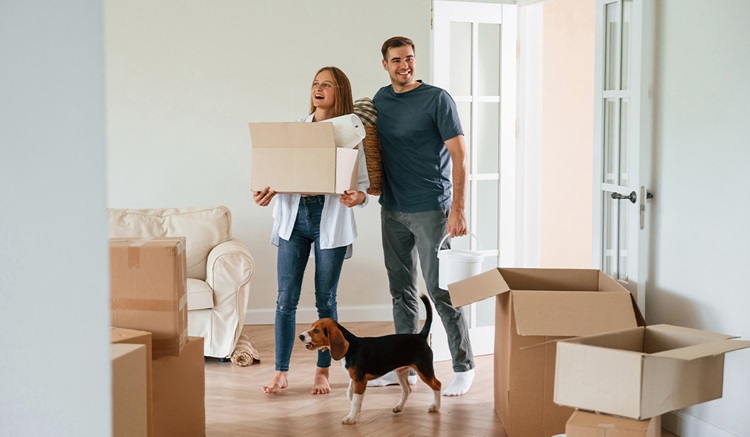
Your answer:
[418,294,432,339]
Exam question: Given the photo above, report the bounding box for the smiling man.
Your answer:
[368,36,475,396]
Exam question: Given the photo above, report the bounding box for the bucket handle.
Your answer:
[438,232,482,251]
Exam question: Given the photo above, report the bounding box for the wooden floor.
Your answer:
[204,322,677,437]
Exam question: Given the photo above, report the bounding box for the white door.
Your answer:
[431,1,517,359]
[592,0,655,313]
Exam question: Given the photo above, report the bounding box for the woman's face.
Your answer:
[311,69,337,111]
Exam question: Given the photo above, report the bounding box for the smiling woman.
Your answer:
[251,65,370,397]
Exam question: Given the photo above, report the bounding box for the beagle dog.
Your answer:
[299,294,441,425]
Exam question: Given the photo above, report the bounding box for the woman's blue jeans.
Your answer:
[274,195,347,372]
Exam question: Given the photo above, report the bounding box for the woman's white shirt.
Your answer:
[270,113,370,249]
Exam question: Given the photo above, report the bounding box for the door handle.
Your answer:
[611,191,637,204]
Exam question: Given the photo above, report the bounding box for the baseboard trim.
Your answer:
[662,409,737,437]
[244,304,395,325]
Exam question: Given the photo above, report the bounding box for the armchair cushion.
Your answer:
[187,278,214,311]
[108,206,231,280]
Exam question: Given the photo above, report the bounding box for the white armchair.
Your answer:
[108,205,255,359]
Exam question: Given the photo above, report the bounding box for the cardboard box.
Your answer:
[110,237,188,358]
[111,327,153,436]
[566,410,661,437]
[448,268,644,437]
[249,121,359,194]
[555,324,750,420]
[152,336,205,437]
[112,343,148,437]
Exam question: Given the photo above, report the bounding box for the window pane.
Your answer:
[450,22,472,96]
[605,2,619,90]
[603,192,628,280]
[621,0,632,90]
[456,101,472,151]
[476,180,499,252]
[478,23,500,96]
[477,102,499,174]
[619,99,629,185]
[603,99,618,184]
[618,194,628,280]
[603,193,617,277]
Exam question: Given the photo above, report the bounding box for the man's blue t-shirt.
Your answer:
[373,81,464,213]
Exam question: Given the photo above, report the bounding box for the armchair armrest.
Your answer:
[205,239,255,345]
[206,238,255,298]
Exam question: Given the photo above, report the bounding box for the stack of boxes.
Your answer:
[555,323,750,436]
[448,268,750,437]
[109,237,206,437]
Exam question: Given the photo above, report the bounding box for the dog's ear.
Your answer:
[327,322,349,360]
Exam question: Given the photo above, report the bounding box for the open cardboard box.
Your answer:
[554,324,750,420]
[448,268,644,437]
[249,121,358,194]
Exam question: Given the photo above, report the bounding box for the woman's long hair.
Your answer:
[309,66,354,117]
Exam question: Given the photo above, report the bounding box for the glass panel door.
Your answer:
[433,1,516,358]
[593,0,654,312]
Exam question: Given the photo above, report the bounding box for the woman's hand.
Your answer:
[339,190,365,208]
[253,187,276,206]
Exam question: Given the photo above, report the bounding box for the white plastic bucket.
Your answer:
[437,233,484,289]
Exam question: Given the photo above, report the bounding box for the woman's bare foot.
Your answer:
[311,367,331,395]
[262,371,289,394]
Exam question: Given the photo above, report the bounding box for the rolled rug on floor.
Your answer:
[231,332,260,366]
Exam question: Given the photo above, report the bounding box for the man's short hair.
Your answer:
[381,36,415,60]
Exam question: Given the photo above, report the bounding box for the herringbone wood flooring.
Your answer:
[204,322,678,437]
[204,322,505,437]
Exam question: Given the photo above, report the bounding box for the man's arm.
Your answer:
[445,135,468,238]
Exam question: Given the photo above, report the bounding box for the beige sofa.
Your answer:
[108,205,255,359]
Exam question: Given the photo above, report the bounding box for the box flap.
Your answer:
[498,268,602,291]
[513,291,638,337]
[448,268,510,308]
[249,122,334,148]
[651,339,750,361]
[645,323,736,341]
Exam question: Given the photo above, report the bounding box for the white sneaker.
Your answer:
[367,371,418,387]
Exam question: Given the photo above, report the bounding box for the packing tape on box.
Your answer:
[111,297,179,312]
[329,113,366,149]
[126,238,150,268]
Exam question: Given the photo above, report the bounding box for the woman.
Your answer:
[253,66,369,395]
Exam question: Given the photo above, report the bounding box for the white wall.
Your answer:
[104,0,431,322]
[648,1,750,435]
[0,1,111,435]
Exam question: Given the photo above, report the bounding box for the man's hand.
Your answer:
[446,208,468,238]
[253,187,276,207]
[339,190,365,208]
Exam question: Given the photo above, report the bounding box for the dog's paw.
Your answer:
[392,404,405,414]
[341,415,357,425]
[428,404,440,413]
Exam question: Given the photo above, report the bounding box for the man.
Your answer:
[368,36,474,396]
